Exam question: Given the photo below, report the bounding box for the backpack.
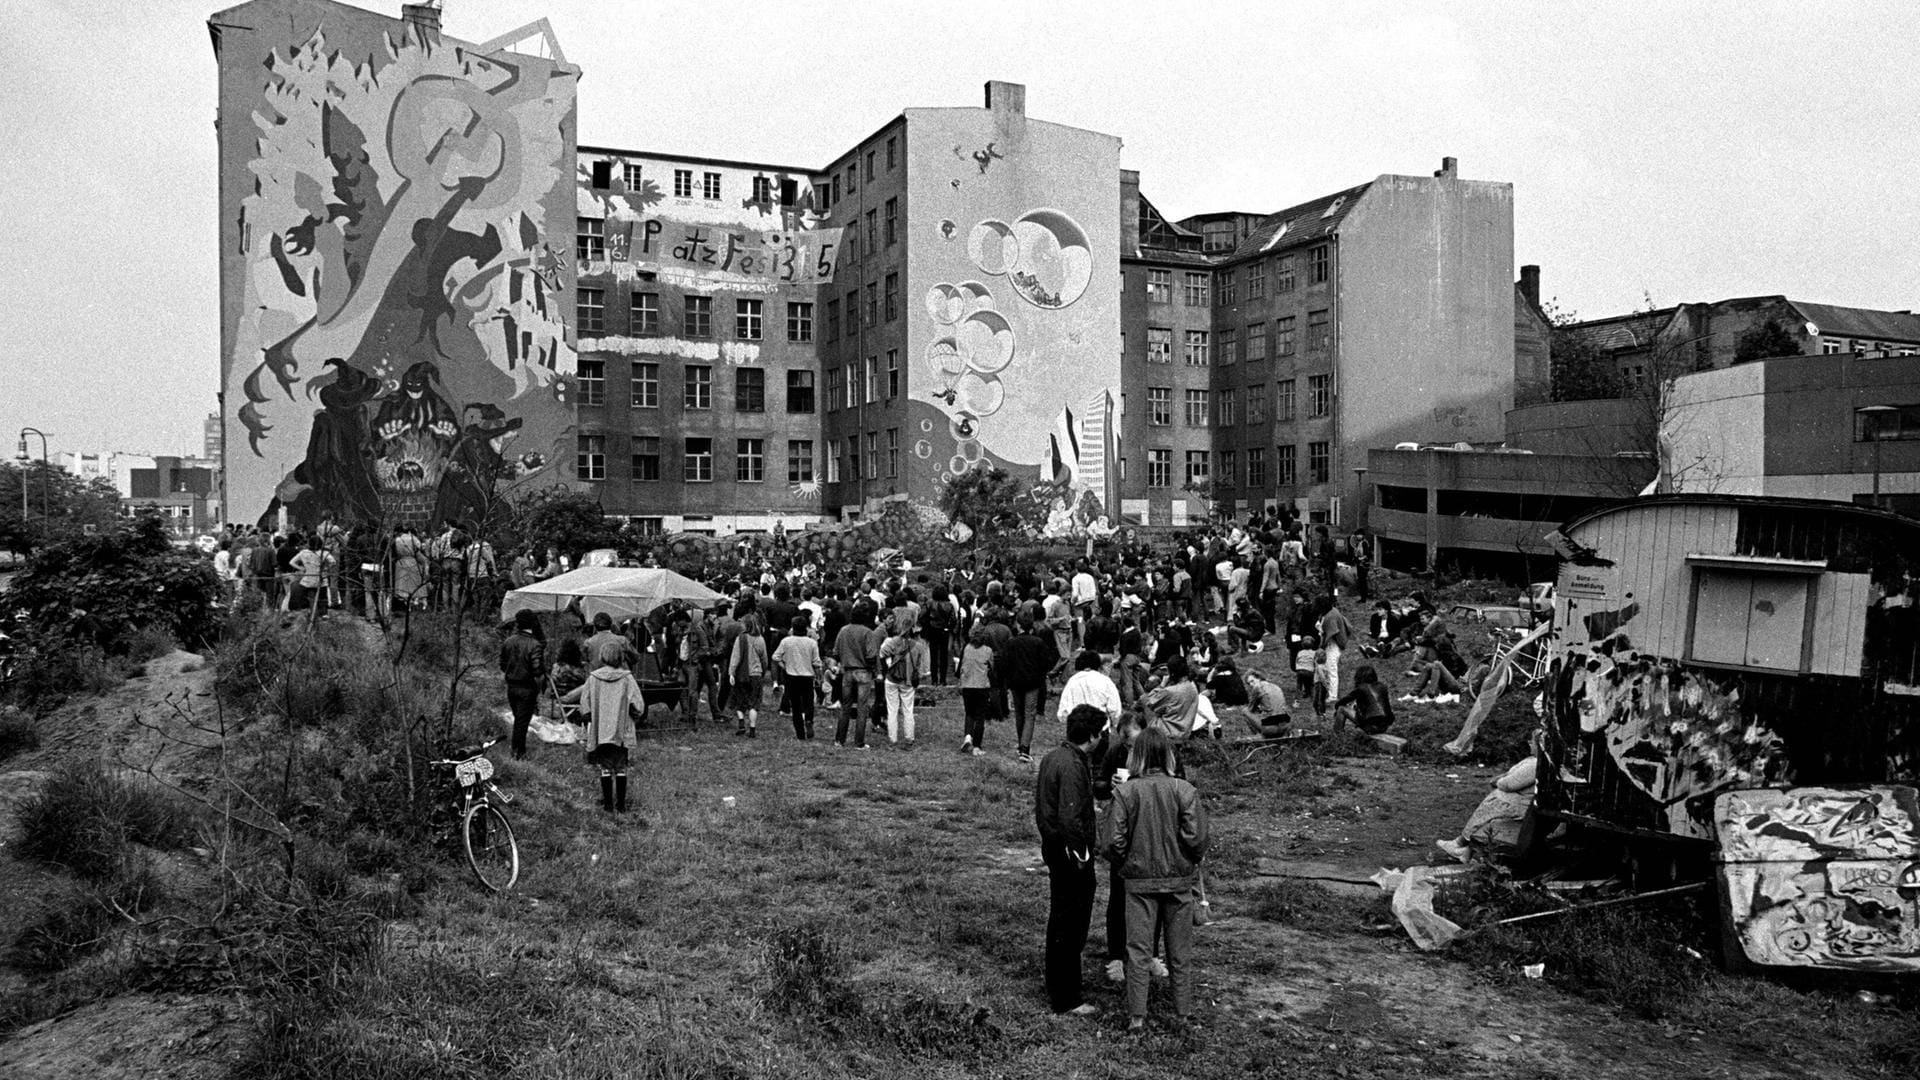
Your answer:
[924,599,954,632]
[882,641,914,684]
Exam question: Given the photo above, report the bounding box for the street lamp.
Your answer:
[15,427,49,523]
[1859,405,1897,509]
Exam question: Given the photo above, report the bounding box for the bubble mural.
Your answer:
[213,0,580,531]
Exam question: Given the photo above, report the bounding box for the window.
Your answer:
[844,363,859,408]
[886,135,898,170]
[1246,323,1267,363]
[1218,270,1236,305]
[787,370,816,413]
[1185,450,1210,488]
[845,289,859,334]
[819,178,834,213]
[631,363,659,409]
[673,169,692,198]
[735,298,762,340]
[1185,329,1210,366]
[576,217,604,262]
[1147,387,1172,426]
[884,197,898,246]
[752,176,772,205]
[825,299,839,342]
[1308,374,1331,417]
[1184,389,1210,427]
[866,210,878,255]
[1147,327,1173,364]
[1690,569,1811,672]
[1276,254,1296,294]
[1218,388,1237,427]
[1308,441,1330,483]
[736,438,764,483]
[576,359,605,405]
[865,150,875,181]
[1219,450,1237,488]
[828,441,842,483]
[631,292,659,334]
[621,162,643,190]
[884,273,899,322]
[1309,244,1329,284]
[864,283,878,327]
[1247,448,1267,488]
[787,301,814,342]
[684,295,712,337]
[589,160,611,189]
[684,364,712,410]
[630,516,663,536]
[1277,444,1297,486]
[826,367,844,410]
[1147,268,1172,302]
[684,437,713,482]
[886,428,899,477]
[1182,272,1210,306]
[1247,261,1266,299]
[788,439,814,483]
[577,435,605,481]
[1822,338,1846,355]
[886,349,899,398]
[630,437,660,481]
[845,163,855,193]
[1277,315,1297,356]
[1247,384,1267,424]
[702,171,721,200]
[864,431,879,480]
[1277,378,1296,421]
[735,367,765,413]
[1219,327,1238,365]
[847,435,861,481]
[863,355,878,404]
[576,287,604,335]
[845,222,860,262]
[1308,309,1330,354]
[1147,448,1172,488]
[1203,221,1236,252]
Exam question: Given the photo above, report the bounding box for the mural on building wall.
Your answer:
[1716,786,1920,971]
[225,17,577,531]
[909,116,1120,539]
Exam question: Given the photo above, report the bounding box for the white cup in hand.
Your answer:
[1114,768,1131,784]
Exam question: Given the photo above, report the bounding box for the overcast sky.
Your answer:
[2,0,1916,458]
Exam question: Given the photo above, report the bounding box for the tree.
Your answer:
[1543,299,1622,403]
[938,466,1041,541]
[1734,318,1802,364]
[0,461,125,554]
[497,486,622,564]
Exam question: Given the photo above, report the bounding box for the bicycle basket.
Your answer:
[454,756,495,788]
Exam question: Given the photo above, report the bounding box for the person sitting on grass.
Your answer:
[561,641,647,814]
[1241,670,1292,738]
[1333,663,1396,735]
[1437,745,1538,862]
[1226,598,1268,654]
[1400,657,1466,704]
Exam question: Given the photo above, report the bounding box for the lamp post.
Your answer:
[1860,405,1897,509]
[15,427,49,523]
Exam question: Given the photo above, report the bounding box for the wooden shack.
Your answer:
[1536,494,1920,971]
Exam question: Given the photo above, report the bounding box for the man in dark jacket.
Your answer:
[499,609,546,759]
[1002,615,1059,763]
[1033,705,1106,1017]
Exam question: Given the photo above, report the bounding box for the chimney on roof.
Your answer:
[1435,156,1458,179]
[401,3,441,36]
[985,80,1026,116]
[1520,265,1541,309]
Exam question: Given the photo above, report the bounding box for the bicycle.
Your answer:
[428,737,520,892]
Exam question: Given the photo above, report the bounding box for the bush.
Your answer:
[0,708,38,761]
[0,516,223,656]
[14,762,199,879]
[759,919,854,1018]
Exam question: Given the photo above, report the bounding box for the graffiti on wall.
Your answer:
[226,19,577,531]
[1716,786,1920,971]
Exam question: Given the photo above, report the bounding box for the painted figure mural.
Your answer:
[216,1,578,531]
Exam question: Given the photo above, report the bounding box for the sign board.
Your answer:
[1562,565,1617,600]
[614,219,843,286]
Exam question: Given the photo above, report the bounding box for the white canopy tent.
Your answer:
[499,566,725,623]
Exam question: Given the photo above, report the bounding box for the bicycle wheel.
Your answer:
[462,800,519,892]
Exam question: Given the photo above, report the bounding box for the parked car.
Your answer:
[1519,581,1554,616]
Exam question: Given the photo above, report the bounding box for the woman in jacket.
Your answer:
[1334,663,1397,734]
[1104,726,1209,1033]
[728,612,769,738]
[957,622,996,756]
[561,641,647,813]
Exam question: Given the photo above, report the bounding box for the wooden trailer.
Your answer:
[1535,494,1920,971]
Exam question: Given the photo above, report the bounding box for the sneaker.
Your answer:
[1019,752,1033,765]
[1126,1017,1147,1034]
[1397,693,1418,702]
[1436,838,1469,862]
[852,744,872,752]
[960,736,973,753]
[1414,695,1435,705]
[1435,693,1461,705]
[1405,669,1423,677]
[1064,1003,1099,1018]
[1148,957,1169,978]
[971,747,985,757]
[747,728,757,738]
[1105,959,1125,983]
[902,739,915,750]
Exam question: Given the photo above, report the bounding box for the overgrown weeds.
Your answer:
[15,761,200,879]
[0,707,38,760]
[1250,878,1388,935]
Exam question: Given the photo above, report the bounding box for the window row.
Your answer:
[1137,245,1329,308]
[832,429,902,483]
[824,350,902,409]
[1139,442,1331,488]
[1141,311,1328,366]
[575,361,816,414]
[577,436,816,485]
[824,273,901,341]
[1142,375,1331,427]
[575,289,815,342]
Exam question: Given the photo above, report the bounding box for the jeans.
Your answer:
[1044,845,1096,1013]
[784,673,815,739]
[505,682,539,758]
[884,679,915,743]
[1125,888,1195,1020]
[1106,865,1166,962]
[835,670,874,746]
[925,630,950,685]
[1009,685,1046,753]
[1323,642,1343,702]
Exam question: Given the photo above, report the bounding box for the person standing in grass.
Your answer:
[562,641,646,814]
[1056,650,1123,732]
[878,614,930,749]
[1002,614,1059,764]
[1035,704,1106,1018]
[958,622,997,756]
[1104,726,1209,1033]
[771,615,822,740]
[499,610,545,760]
[830,601,880,750]
[727,611,769,738]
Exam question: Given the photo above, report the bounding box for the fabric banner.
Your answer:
[613,218,843,286]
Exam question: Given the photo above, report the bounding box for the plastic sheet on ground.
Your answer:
[530,716,580,745]
[1375,865,1471,950]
